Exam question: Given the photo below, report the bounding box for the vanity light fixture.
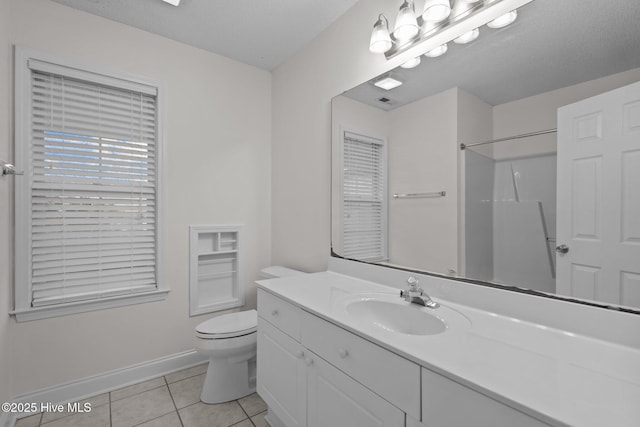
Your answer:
[425,43,448,58]
[423,0,452,23]
[373,75,404,90]
[394,1,420,41]
[161,0,181,5]
[487,10,518,28]
[370,14,393,54]
[369,0,531,61]
[453,27,480,44]
[400,56,422,69]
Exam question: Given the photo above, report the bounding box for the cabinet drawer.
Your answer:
[307,350,404,427]
[257,289,301,341]
[301,311,421,419]
[422,368,551,427]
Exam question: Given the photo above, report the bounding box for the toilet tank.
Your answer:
[259,266,305,279]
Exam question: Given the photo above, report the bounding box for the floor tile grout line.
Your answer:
[110,381,167,403]
[164,375,185,427]
[164,362,208,384]
[236,399,256,426]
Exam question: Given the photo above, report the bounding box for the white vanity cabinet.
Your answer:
[257,289,407,427]
[421,368,551,427]
[257,288,552,427]
[257,318,307,427]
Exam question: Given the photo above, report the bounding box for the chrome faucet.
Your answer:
[400,276,439,309]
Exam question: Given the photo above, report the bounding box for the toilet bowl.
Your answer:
[194,309,258,403]
[194,266,305,404]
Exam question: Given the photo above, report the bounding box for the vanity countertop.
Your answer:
[257,271,640,427]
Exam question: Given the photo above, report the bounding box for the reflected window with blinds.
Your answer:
[341,131,387,262]
[13,49,166,320]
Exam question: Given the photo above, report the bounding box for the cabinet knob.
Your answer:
[338,348,349,359]
[271,309,279,316]
[304,357,314,366]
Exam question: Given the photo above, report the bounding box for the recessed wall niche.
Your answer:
[189,225,244,316]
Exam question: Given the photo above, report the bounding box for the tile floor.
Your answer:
[15,363,268,427]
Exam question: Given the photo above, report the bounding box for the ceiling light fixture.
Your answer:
[368,0,531,61]
[373,75,404,91]
[161,0,181,6]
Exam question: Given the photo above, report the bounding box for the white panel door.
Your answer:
[557,81,640,306]
[307,351,404,427]
[257,318,307,427]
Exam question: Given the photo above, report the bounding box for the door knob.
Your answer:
[555,244,569,254]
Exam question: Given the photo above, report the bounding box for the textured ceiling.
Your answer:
[49,0,360,70]
[345,0,640,109]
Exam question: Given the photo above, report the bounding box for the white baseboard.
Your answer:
[9,350,206,424]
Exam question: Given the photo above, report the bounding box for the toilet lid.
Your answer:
[196,310,257,338]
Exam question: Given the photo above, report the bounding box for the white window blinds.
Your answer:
[26,61,159,307]
[342,131,387,261]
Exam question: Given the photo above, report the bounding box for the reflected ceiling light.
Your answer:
[453,27,480,44]
[400,56,422,69]
[393,1,420,41]
[368,0,531,60]
[422,0,452,23]
[424,43,448,57]
[369,14,393,53]
[487,10,518,28]
[373,75,403,90]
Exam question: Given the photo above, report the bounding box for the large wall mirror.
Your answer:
[331,0,640,313]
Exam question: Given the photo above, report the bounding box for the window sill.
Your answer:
[10,289,170,322]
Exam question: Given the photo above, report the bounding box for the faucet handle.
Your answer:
[407,276,419,291]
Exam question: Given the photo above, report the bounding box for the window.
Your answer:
[341,130,387,262]
[13,48,166,321]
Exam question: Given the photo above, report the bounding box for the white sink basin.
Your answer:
[347,299,446,335]
[340,293,470,336]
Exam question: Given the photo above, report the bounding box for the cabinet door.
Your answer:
[307,351,405,427]
[422,368,551,427]
[257,318,307,427]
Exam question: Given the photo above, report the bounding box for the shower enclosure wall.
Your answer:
[465,149,557,293]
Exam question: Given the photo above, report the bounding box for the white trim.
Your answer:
[10,290,170,322]
[11,350,207,421]
[12,45,167,320]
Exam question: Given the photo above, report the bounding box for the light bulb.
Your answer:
[400,56,421,69]
[369,14,393,54]
[424,43,448,58]
[454,28,479,44]
[422,0,451,23]
[487,10,518,29]
[393,1,419,41]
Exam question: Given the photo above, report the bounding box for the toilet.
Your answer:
[194,266,304,404]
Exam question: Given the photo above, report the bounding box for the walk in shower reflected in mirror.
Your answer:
[331,0,640,312]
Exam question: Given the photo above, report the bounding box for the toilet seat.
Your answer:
[196,309,257,339]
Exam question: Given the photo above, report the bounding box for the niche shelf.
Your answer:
[189,225,244,316]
